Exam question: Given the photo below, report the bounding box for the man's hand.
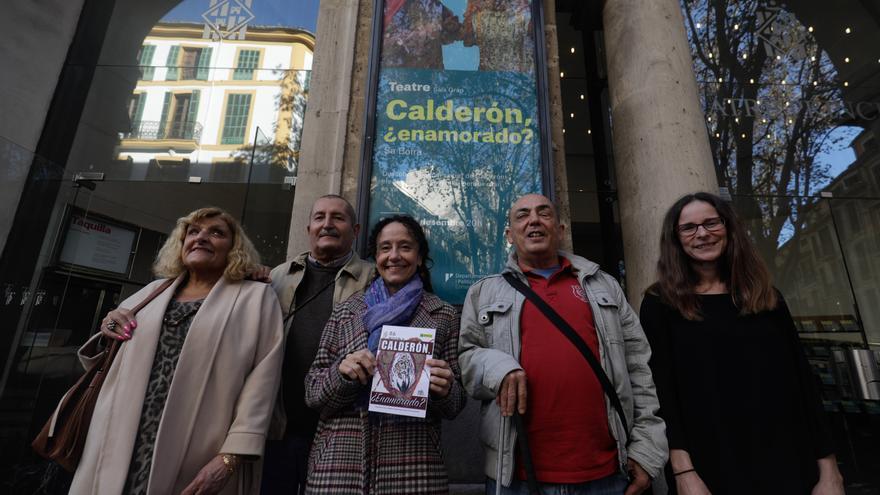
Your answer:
[427,358,453,398]
[246,264,272,283]
[496,370,527,417]
[624,459,652,495]
[339,349,376,385]
[180,455,231,495]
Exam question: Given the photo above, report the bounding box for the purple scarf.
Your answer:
[363,276,424,354]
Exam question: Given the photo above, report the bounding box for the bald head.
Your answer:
[507,194,559,223]
[505,194,564,270]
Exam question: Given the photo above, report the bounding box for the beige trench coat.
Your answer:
[69,276,284,495]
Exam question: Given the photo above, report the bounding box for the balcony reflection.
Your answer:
[124,120,203,141]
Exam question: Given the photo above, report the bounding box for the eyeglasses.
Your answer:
[677,217,725,237]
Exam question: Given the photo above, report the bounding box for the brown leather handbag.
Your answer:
[31,278,174,472]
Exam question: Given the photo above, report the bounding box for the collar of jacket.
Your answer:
[419,291,446,313]
[288,250,369,281]
[504,250,601,284]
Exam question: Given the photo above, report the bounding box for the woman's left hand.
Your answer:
[180,455,232,495]
[811,478,845,495]
[427,358,453,398]
[812,455,844,495]
[811,454,846,495]
[245,264,272,283]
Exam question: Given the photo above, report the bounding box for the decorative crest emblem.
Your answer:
[571,285,588,303]
[202,0,255,41]
[755,1,808,60]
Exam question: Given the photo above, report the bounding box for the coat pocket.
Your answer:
[477,300,514,352]
[592,291,624,345]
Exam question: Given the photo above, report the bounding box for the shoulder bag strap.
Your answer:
[502,272,630,442]
[282,277,336,326]
[130,278,176,314]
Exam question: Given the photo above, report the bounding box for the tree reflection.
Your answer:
[233,68,309,174]
[681,0,851,263]
[370,69,540,280]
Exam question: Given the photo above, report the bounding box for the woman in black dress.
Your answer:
[640,192,844,495]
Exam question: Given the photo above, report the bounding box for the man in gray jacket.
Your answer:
[459,194,667,494]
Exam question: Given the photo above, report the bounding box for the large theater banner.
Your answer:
[367,0,544,303]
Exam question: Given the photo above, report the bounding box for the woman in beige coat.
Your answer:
[70,207,283,495]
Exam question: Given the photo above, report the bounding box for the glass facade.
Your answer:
[555,3,626,286]
[0,0,316,489]
[681,1,880,490]
[680,0,880,347]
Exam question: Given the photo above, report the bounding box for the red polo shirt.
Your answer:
[516,258,618,483]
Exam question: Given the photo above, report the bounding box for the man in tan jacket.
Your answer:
[262,195,373,494]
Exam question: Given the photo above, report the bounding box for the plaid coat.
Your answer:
[304,291,466,494]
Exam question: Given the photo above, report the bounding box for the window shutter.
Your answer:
[133,95,147,123]
[196,47,213,80]
[158,92,172,139]
[233,49,259,80]
[166,46,180,80]
[133,94,147,132]
[186,90,201,139]
[140,45,156,80]
[221,94,252,145]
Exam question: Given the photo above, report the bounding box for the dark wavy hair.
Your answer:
[651,192,777,320]
[367,215,434,292]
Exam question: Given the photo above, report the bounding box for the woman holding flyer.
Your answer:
[304,214,466,494]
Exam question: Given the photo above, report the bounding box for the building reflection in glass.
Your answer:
[681,1,880,490]
[681,0,880,346]
[118,21,313,183]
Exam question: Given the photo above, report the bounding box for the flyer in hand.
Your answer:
[369,325,436,418]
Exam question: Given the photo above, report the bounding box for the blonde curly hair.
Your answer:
[153,207,260,282]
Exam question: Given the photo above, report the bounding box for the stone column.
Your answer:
[542,0,574,252]
[286,0,361,259]
[603,0,718,305]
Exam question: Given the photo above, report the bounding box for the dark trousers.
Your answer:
[260,435,311,495]
[486,473,630,495]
